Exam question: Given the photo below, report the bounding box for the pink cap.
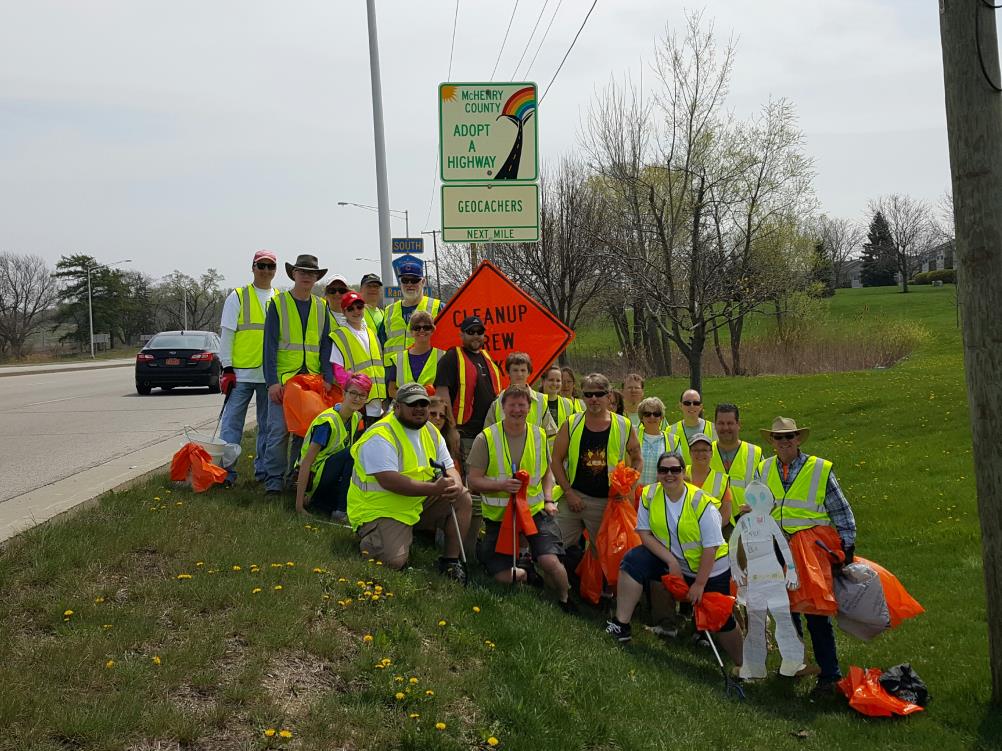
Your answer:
[345,372,373,396]
[253,249,277,263]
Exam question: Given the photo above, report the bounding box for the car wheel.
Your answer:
[136,383,152,395]
[208,375,221,394]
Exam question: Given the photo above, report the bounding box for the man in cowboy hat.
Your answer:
[758,416,857,695]
[261,254,334,494]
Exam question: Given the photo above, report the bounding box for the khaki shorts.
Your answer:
[356,496,455,568]
[556,492,608,549]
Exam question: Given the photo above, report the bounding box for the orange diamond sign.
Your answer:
[431,261,574,382]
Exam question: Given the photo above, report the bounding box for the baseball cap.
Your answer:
[253,249,277,263]
[398,261,423,278]
[688,433,713,447]
[395,382,431,405]
[460,315,485,332]
[325,275,349,294]
[341,291,364,309]
[360,273,382,287]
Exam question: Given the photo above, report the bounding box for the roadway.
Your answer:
[0,365,228,505]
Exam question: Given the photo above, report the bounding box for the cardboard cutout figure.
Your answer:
[728,480,806,678]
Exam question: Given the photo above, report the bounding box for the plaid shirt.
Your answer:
[776,451,857,548]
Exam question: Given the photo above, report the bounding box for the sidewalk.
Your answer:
[0,358,135,378]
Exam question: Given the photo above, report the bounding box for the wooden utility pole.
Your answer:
[940,0,1002,704]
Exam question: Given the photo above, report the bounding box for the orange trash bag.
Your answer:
[596,465,642,589]
[855,556,924,628]
[282,374,342,437]
[495,471,537,556]
[661,573,691,601]
[575,531,603,606]
[694,592,736,632]
[169,443,228,493]
[788,526,844,616]
[837,666,925,717]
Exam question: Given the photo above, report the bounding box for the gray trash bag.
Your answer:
[879,663,929,707]
[835,562,891,641]
[221,442,242,467]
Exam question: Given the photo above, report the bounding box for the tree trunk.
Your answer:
[688,328,705,393]
[662,330,673,376]
[941,0,1002,704]
[729,315,745,376]
[646,315,669,376]
[711,325,731,376]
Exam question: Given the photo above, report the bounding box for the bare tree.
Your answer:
[153,270,226,331]
[868,194,934,293]
[0,253,59,359]
[816,214,865,288]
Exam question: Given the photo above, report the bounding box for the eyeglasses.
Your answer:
[464,327,485,336]
[328,287,348,295]
[771,431,799,441]
[641,411,663,418]
[657,465,685,475]
[405,399,430,408]
[400,276,421,284]
[254,262,277,270]
[682,400,702,407]
[346,302,365,311]
[582,390,608,399]
[411,324,434,332]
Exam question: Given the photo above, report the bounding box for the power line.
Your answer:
[448,0,460,78]
[510,0,549,80]
[540,0,598,103]
[491,0,520,79]
[524,0,564,78]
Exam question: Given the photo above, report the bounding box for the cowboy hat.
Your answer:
[285,253,327,280]
[759,416,810,442]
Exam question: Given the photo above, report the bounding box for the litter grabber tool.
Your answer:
[431,459,467,587]
[704,630,746,701]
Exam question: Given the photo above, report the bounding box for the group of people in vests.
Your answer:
[217,250,857,693]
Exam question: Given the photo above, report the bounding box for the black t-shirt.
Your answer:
[571,422,611,498]
[434,347,499,439]
[547,397,561,425]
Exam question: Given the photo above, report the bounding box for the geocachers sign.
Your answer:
[439,82,538,182]
[430,260,574,382]
[441,183,539,243]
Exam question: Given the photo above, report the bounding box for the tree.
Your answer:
[152,270,226,332]
[869,193,934,293]
[816,215,864,287]
[0,253,59,359]
[860,211,897,287]
[808,240,836,297]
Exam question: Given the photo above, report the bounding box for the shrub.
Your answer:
[911,268,955,285]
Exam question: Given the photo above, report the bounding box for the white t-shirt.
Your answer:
[636,485,728,577]
[219,284,275,382]
[356,424,454,477]
[330,321,382,418]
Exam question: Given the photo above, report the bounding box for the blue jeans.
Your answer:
[218,381,270,482]
[309,449,353,514]
[792,613,841,681]
[263,390,303,491]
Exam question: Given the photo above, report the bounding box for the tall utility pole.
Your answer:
[365,0,394,301]
[940,0,1002,704]
[421,229,442,297]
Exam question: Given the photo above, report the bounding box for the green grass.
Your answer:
[0,285,999,750]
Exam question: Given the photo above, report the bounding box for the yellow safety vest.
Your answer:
[331,324,387,400]
[641,482,728,573]
[544,395,577,450]
[556,412,630,501]
[232,284,276,369]
[391,347,443,387]
[274,292,325,384]
[299,407,361,490]
[667,419,716,466]
[481,423,548,522]
[695,467,728,510]
[760,454,833,535]
[347,414,441,530]
[489,387,549,428]
[710,440,762,511]
[382,296,443,365]
[364,305,384,334]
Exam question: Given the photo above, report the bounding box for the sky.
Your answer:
[0,1,952,290]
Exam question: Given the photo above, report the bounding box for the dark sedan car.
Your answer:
[135,330,222,395]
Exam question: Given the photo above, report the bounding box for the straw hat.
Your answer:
[759,416,810,442]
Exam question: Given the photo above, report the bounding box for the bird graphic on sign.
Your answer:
[494,86,536,180]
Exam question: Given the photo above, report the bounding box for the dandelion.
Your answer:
[286,561,295,567]
[425,689,435,697]
[232,565,242,571]
[472,606,481,613]
[63,609,74,617]
[94,597,105,604]
[437,620,447,627]
[153,496,160,501]
[409,712,420,719]
[312,567,323,574]
[371,595,381,602]
[175,501,183,507]
[102,624,113,630]
[375,663,385,669]
[322,594,331,600]
[374,585,383,593]
[271,563,283,568]
[488,738,500,747]
[176,573,192,580]
[338,577,347,583]
[252,587,262,594]
[356,580,366,587]
[151,655,161,666]
[105,660,115,669]
[263,728,276,737]
[195,561,204,567]
[395,675,404,682]
[273,585,283,591]
[395,692,405,701]
[381,658,392,666]
[279,730,292,739]
[435,722,447,731]
[409,677,419,684]
[376,561,383,566]
[363,634,373,643]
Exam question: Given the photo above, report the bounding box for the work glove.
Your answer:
[842,544,855,566]
[220,366,237,397]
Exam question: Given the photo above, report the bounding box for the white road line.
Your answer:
[22,395,82,407]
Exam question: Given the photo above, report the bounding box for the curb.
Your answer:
[0,361,134,378]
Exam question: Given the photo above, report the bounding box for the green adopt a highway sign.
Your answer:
[441,184,539,243]
[439,82,538,182]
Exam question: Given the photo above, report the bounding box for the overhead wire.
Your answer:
[524,0,564,79]
[491,1,521,79]
[539,0,598,103]
[975,0,1002,92]
[510,0,550,79]
[423,0,462,232]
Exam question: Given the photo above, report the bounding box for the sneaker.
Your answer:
[691,631,711,648]
[645,624,679,639]
[437,558,467,585]
[811,676,840,696]
[605,619,632,643]
[331,510,349,525]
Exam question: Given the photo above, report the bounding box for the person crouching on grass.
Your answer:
[295,374,371,523]
[604,451,743,671]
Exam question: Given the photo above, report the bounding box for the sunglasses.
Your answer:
[582,390,608,399]
[400,276,422,284]
[405,399,430,408]
[657,465,685,475]
[771,431,799,441]
[464,327,486,336]
[328,287,348,295]
[641,411,663,418]
[411,324,434,332]
[346,302,365,311]
[254,262,277,270]
[682,400,702,407]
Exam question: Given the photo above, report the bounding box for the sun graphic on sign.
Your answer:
[441,85,457,102]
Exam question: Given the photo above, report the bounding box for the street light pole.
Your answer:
[86,258,132,358]
[365,0,394,301]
